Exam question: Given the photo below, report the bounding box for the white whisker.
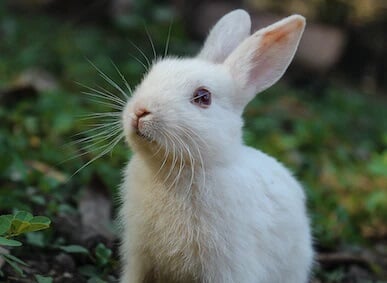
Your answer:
[84,97,124,111]
[151,133,170,182]
[85,120,122,127]
[176,131,196,193]
[69,59,131,177]
[128,40,151,68]
[163,133,178,189]
[70,133,124,177]
[83,91,125,107]
[69,127,121,149]
[78,112,121,120]
[76,81,126,106]
[63,129,122,163]
[164,19,173,57]
[87,59,129,99]
[168,133,184,190]
[177,125,207,191]
[180,131,197,195]
[95,85,127,104]
[71,121,121,138]
[129,54,149,72]
[110,60,132,97]
[144,25,157,61]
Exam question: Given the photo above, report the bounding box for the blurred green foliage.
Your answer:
[244,86,387,246]
[0,211,51,277]
[0,0,386,280]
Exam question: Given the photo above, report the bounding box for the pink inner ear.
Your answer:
[247,17,305,89]
[248,56,270,85]
[223,15,305,109]
[261,18,303,47]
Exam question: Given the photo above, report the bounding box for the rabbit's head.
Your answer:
[122,10,305,166]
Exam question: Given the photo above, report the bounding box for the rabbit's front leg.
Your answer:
[120,251,151,283]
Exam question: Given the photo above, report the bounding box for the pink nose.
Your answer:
[131,108,150,129]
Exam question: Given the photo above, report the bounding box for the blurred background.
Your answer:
[0,0,386,282]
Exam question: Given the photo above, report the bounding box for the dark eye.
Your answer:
[191,87,212,108]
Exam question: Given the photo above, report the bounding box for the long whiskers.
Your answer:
[110,60,133,95]
[174,125,207,192]
[67,124,123,158]
[70,132,124,177]
[144,24,157,62]
[87,59,130,99]
[68,61,132,176]
[169,131,196,200]
[167,133,185,192]
[150,124,206,196]
[70,122,122,146]
[163,133,179,188]
[128,40,152,70]
[150,132,171,182]
[164,18,173,57]
[76,82,126,106]
[70,19,176,178]
[78,112,122,120]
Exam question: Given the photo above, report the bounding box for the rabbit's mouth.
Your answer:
[136,129,153,142]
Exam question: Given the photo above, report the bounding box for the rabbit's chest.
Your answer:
[140,190,222,273]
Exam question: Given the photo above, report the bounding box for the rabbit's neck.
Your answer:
[137,139,240,194]
[143,149,208,194]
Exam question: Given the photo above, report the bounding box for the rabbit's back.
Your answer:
[207,145,314,282]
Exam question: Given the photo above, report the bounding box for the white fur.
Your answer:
[119,10,313,283]
[198,9,251,63]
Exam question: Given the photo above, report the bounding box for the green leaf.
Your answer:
[78,264,98,278]
[10,219,31,235]
[0,236,22,247]
[3,253,28,266]
[6,214,51,236]
[35,274,53,283]
[59,245,89,254]
[26,232,45,247]
[30,216,51,225]
[0,215,13,235]
[25,223,49,233]
[30,195,46,205]
[23,216,51,233]
[14,211,33,222]
[87,277,107,283]
[95,243,112,266]
[3,257,24,276]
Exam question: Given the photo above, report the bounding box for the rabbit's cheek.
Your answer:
[137,119,145,132]
[130,114,138,129]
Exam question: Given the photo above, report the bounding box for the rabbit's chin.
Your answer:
[128,130,154,145]
[127,129,162,152]
[135,129,153,142]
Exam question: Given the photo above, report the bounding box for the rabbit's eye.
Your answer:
[191,87,211,108]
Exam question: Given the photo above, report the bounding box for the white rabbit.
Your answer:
[119,9,313,283]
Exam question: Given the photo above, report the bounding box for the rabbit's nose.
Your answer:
[131,108,150,130]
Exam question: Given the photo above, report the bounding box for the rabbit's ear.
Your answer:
[224,15,305,109]
[197,9,251,63]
